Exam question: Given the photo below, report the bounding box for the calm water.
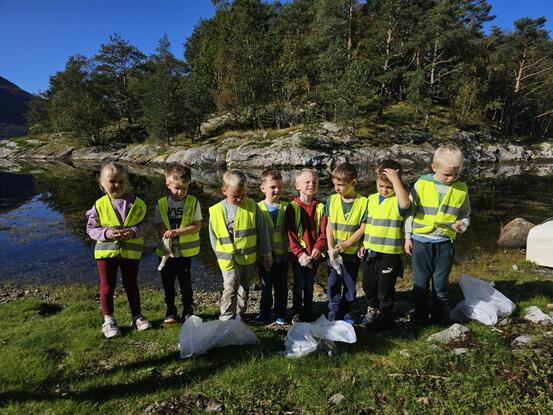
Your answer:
[1,160,552,287]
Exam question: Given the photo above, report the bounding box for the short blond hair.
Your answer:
[433,144,464,170]
[295,168,318,184]
[99,161,129,192]
[223,170,247,189]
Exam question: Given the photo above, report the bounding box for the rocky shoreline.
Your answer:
[2,123,553,173]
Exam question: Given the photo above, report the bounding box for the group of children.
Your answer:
[86,144,470,338]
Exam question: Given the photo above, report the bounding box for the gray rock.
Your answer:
[328,393,346,405]
[399,349,411,358]
[453,347,468,355]
[498,318,511,327]
[427,323,469,344]
[523,306,553,325]
[427,344,442,353]
[512,335,535,347]
[498,218,535,248]
[321,121,342,134]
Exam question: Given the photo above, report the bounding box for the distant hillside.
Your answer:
[0,76,32,138]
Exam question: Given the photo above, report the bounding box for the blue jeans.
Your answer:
[292,261,318,321]
[259,261,289,318]
[411,239,454,323]
[327,255,360,317]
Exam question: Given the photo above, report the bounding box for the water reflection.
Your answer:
[0,159,552,285]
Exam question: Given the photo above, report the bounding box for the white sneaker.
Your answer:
[102,320,121,338]
[132,316,151,331]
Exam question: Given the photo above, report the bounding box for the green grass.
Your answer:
[1,251,552,414]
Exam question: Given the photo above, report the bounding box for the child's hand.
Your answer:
[298,253,312,267]
[404,239,413,256]
[106,229,121,240]
[335,242,349,254]
[119,229,135,240]
[357,246,365,259]
[310,248,321,261]
[382,168,401,184]
[163,230,176,239]
[262,254,273,271]
[451,221,467,234]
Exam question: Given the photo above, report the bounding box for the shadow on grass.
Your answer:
[2,279,550,407]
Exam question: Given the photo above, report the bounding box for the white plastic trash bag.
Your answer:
[179,315,259,358]
[283,315,357,358]
[450,274,516,325]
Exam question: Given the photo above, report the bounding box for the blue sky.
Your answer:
[1,0,552,95]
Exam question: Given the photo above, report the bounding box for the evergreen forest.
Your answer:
[26,0,553,145]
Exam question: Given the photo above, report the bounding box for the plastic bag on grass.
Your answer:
[179,315,259,358]
[283,315,357,358]
[450,273,516,325]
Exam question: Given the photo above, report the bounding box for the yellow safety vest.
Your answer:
[363,193,404,254]
[209,198,257,271]
[329,193,367,254]
[290,201,324,250]
[94,195,146,260]
[156,195,201,257]
[258,201,289,260]
[412,178,467,240]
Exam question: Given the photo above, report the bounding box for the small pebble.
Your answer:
[328,393,346,405]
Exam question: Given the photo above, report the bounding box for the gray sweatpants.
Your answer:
[219,262,256,320]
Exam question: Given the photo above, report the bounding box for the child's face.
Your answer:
[376,177,395,198]
[222,185,246,206]
[295,172,318,198]
[102,173,128,199]
[332,177,357,198]
[432,163,460,186]
[260,178,282,204]
[166,179,190,201]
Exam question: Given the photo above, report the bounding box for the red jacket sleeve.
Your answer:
[313,214,328,253]
[285,203,304,261]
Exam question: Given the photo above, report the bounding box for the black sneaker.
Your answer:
[362,307,378,327]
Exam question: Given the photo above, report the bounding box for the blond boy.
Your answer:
[284,169,327,323]
[209,170,272,321]
[405,144,470,325]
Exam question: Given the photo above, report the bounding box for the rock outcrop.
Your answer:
[498,218,536,248]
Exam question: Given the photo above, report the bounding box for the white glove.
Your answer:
[298,253,312,268]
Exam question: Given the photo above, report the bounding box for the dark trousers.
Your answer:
[259,260,289,318]
[159,256,193,315]
[97,258,141,317]
[327,256,360,316]
[292,261,318,320]
[361,253,403,315]
[411,239,454,323]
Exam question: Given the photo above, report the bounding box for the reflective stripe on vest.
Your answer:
[412,179,467,240]
[94,195,146,260]
[209,198,257,270]
[363,193,404,254]
[258,200,289,261]
[156,195,200,258]
[291,201,324,250]
[329,193,367,254]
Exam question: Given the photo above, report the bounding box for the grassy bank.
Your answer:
[1,250,552,414]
